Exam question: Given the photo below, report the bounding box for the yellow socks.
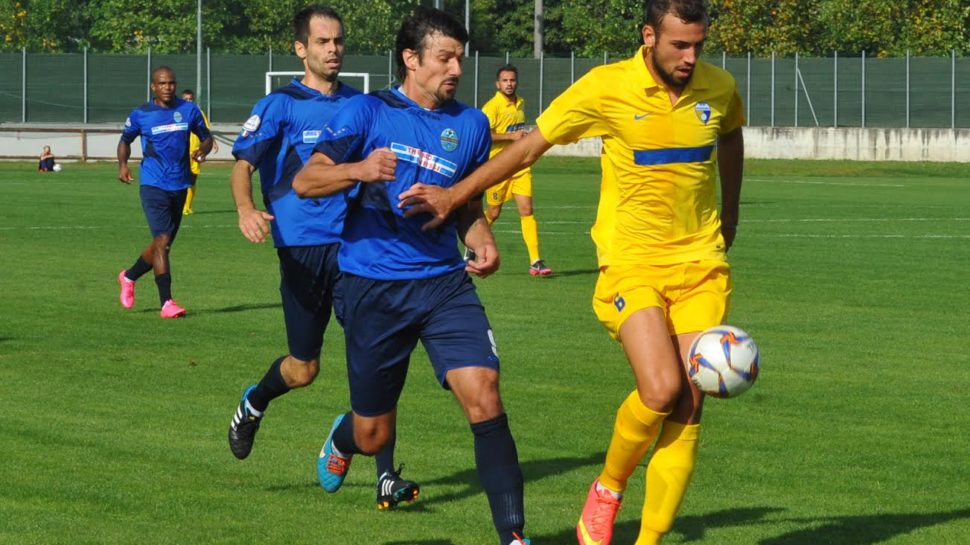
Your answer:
[636,421,701,544]
[183,186,196,213]
[598,391,669,493]
[520,214,540,264]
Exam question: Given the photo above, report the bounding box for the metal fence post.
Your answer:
[833,51,838,127]
[474,50,479,107]
[770,51,775,127]
[746,51,750,126]
[388,49,393,87]
[861,50,866,128]
[147,47,152,102]
[951,49,956,129]
[570,50,575,84]
[21,48,26,122]
[206,47,211,119]
[539,51,544,115]
[794,52,799,127]
[268,46,273,72]
[83,47,88,124]
[905,50,910,129]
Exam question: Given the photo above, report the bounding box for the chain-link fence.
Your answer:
[3,49,970,128]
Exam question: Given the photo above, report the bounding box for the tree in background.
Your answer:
[2,0,968,57]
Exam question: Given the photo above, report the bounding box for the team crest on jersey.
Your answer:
[303,130,321,144]
[243,114,261,132]
[440,128,459,152]
[173,111,183,123]
[695,102,712,124]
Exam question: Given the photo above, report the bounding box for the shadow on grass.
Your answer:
[415,451,604,508]
[758,508,970,545]
[205,302,281,314]
[540,268,599,278]
[183,208,236,215]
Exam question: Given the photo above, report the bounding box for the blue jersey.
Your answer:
[232,79,360,247]
[314,87,491,280]
[120,98,210,191]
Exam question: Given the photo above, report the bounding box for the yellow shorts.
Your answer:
[592,260,732,340]
[189,160,201,175]
[485,168,532,206]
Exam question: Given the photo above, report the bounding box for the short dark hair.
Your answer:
[181,89,194,98]
[151,65,174,82]
[496,64,518,80]
[394,6,468,83]
[644,0,708,32]
[294,5,343,45]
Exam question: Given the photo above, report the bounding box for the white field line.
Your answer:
[745,177,906,187]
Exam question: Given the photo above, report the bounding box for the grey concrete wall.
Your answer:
[2,124,969,163]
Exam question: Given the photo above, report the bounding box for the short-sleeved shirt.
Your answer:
[536,46,745,267]
[313,87,491,280]
[120,98,211,191]
[232,79,361,247]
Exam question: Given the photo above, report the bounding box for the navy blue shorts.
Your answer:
[335,269,500,417]
[278,244,340,361]
[139,185,187,241]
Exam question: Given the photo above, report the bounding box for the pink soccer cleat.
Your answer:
[577,479,622,545]
[529,259,553,277]
[160,299,187,319]
[118,270,135,309]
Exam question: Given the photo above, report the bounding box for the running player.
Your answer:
[117,66,213,318]
[292,7,530,545]
[180,89,218,215]
[398,1,745,543]
[481,64,552,276]
[226,4,418,510]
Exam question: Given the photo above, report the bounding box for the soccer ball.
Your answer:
[52,163,62,172]
[687,325,759,398]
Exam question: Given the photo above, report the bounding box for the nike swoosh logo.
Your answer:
[634,113,649,120]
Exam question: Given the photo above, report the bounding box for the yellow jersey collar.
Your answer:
[492,90,523,108]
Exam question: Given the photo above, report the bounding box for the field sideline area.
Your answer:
[1,157,968,545]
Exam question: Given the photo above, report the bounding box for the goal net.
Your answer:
[265,71,371,95]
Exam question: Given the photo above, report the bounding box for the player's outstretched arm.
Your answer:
[117,140,133,184]
[457,197,500,278]
[230,159,274,244]
[293,148,396,198]
[399,128,553,231]
[717,127,744,251]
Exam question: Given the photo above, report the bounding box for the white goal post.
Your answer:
[264,71,371,95]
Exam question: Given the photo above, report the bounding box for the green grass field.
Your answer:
[1,158,969,545]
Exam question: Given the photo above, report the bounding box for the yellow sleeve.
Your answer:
[536,72,610,144]
[719,90,745,135]
[201,111,212,129]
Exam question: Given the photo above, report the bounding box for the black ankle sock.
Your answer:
[375,432,397,479]
[332,411,364,455]
[127,257,152,281]
[154,273,172,306]
[471,413,525,544]
[247,357,290,412]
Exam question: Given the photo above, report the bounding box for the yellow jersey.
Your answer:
[481,91,528,159]
[189,110,212,158]
[536,46,744,267]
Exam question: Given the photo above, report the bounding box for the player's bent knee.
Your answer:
[353,424,393,455]
[636,379,682,413]
[282,357,319,388]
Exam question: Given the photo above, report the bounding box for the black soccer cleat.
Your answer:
[228,385,263,460]
[377,466,420,510]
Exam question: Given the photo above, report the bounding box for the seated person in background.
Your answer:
[38,146,55,172]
